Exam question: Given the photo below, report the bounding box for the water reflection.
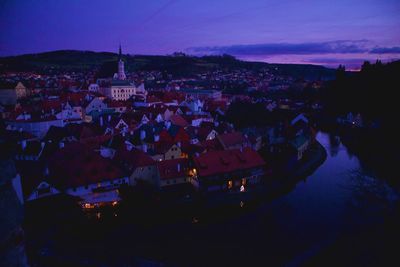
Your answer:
[255,132,400,265]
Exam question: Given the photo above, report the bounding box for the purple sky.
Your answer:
[1,0,399,69]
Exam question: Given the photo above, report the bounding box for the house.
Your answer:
[41,142,129,208]
[100,80,147,101]
[178,88,222,100]
[289,113,310,137]
[84,97,107,115]
[289,133,310,160]
[26,181,60,201]
[88,83,99,92]
[217,132,248,150]
[181,99,204,114]
[6,115,65,138]
[151,142,182,161]
[114,147,158,186]
[156,158,190,188]
[15,141,47,161]
[192,147,265,192]
[169,114,189,128]
[0,82,28,105]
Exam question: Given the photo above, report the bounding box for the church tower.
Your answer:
[117,44,126,80]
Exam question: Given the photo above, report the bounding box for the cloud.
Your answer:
[370,46,400,54]
[188,40,370,56]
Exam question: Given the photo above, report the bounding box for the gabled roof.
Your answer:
[48,142,124,188]
[157,158,188,180]
[153,141,178,154]
[193,148,265,177]
[114,147,155,172]
[290,113,309,126]
[169,114,189,128]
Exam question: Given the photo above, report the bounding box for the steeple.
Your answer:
[117,44,126,80]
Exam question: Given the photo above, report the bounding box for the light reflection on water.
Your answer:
[258,132,400,264]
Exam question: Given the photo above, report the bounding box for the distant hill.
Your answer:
[0,50,336,80]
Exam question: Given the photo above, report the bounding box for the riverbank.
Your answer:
[190,140,328,218]
[318,122,400,189]
[23,141,328,266]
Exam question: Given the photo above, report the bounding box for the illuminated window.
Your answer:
[228,180,233,189]
[241,178,247,186]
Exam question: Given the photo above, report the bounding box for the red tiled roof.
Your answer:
[193,148,265,177]
[154,141,176,154]
[157,158,189,180]
[114,147,155,171]
[169,114,189,127]
[48,142,124,188]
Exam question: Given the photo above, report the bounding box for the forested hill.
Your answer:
[322,60,400,123]
[0,50,336,80]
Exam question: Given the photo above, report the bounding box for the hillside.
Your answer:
[0,50,336,80]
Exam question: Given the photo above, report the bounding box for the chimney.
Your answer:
[177,142,181,148]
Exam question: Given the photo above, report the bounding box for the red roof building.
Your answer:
[192,148,265,192]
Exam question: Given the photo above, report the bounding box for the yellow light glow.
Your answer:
[228,180,233,189]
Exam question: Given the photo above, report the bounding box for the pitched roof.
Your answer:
[157,158,188,180]
[114,147,155,171]
[169,114,189,127]
[48,142,124,188]
[193,148,265,177]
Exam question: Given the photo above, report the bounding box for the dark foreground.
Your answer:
[24,132,400,266]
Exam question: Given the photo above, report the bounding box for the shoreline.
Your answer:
[193,140,328,212]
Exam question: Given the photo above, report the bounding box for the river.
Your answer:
[26,132,400,266]
[123,132,400,266]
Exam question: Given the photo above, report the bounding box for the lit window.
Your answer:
[228,180,233,189]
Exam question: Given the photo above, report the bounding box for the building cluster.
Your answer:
[0,47,317,210]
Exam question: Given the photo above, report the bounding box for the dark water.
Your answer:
[126,132,400,266]
[27,132,400,266]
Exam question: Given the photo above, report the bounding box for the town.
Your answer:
[2,0,400,265]
[0,46,324,213]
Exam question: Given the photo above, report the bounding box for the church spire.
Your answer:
[117,43,126,80]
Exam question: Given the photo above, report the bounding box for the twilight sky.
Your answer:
[0,0,399,69]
